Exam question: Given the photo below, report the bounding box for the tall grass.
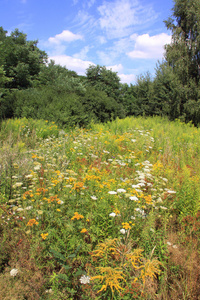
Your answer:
[0,116,200,299]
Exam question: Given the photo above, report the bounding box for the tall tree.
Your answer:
[86,65,121,101]
[164,0,200,84]
[154,0,200,124]
[0,27,47,89]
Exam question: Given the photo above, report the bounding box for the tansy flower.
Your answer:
[27,219,39,226]
[71,212,84,220]
[81,228,87,233]
[41,233,48,240]
[122,222,131,230]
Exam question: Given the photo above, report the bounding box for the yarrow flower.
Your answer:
[79,275,90,284]
[91,195,97,200]
[117,188,126,193]
[10,268,19,277]
[108,191,117,195]
[120,228,126,235]
[109,212,116,217]
[129,196,138,201]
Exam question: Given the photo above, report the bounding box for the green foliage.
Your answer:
[0,27,47,89]
[86,64,121,100]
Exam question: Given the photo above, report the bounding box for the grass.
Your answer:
[0,116,200,299]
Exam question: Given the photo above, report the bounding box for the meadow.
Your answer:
[0,116,200,299]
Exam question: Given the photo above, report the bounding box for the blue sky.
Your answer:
[1,0,173,84]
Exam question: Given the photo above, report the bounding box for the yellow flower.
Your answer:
[71,212,84,220]
[41,233,48,240]
[122,222,131,230]
[81,228,87,233]
[57,209,61,212]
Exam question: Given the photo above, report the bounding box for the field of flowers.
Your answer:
[0,116,200,299]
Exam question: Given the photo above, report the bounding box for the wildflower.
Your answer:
[34,164,41,171]
[80,275,90,284]
[41,233,48,240]
[109,212,116,217]
[10,268,19,277]
[120,229,126,234]
[129,196,138,201]
[108,191,117,195]
[117,188,126,193]
[26,219,39,226]
[81,228,87,233]
[166,190,176,194]
[13,182,23,188]
[160,206,167,210]
[91,195,97,200]
[71,212,84,220]
[25,206,33,210]
[122,222,131,230]
[57,200,64,204]
[16,208,24,212]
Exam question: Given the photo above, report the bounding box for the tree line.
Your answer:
[0,0,200,127]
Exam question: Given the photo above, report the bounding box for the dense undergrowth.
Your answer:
[0,116,200,299]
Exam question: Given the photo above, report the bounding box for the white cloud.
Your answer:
[127,33,171,59]
[48,30,83,44]
[107,64,123,73]
[118,73,136,84]
[48,55,95,76]
[98,0,157,39]
[73,46,91,60]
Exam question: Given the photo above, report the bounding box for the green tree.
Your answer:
[86,65,121,100]
[0,27,47,89]
[161,0,200,124]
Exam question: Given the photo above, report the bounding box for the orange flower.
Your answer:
[27,219,39,226]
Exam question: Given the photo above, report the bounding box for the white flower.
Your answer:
[117,189,126,193]
[166,190,176,194]
[25,206,33,210]
[166,241,172,246]
[109,212,116,217]
[108,191,117,195]
[160,206,167,210]
[132,184,139,189]
[10,268,18,277]
[120,229,126,234]
[90,196,97,200]
[16,208,24,212]
[129,196,138,201]
[79,275,90,284]
[34,164,41,171]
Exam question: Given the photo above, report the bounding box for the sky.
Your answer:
[0,0,173,84]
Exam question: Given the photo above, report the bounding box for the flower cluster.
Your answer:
[71,212,84,220]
